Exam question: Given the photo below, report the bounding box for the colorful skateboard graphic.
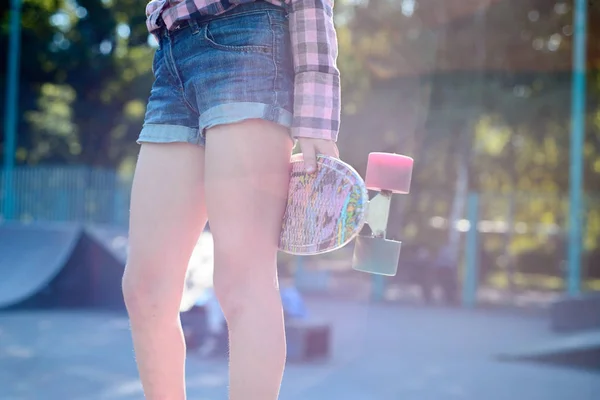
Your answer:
[279,153,414,276]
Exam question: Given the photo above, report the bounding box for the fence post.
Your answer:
[2,0,22,221]
[463,192,480,308]
[567,0,587,297]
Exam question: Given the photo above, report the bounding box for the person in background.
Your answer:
[189,259,308,358]
[280,276,308,320]
[193,286,228,358]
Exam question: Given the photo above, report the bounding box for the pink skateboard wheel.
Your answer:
[365,152,413,194]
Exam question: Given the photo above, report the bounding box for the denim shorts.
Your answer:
[138,1,294,146]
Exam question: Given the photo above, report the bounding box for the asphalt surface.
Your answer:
[1,299,598,400]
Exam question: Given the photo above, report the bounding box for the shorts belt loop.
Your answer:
[188,18,200,34]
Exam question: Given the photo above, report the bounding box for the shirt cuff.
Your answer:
[291,70,341,142]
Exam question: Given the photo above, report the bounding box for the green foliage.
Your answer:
[1,0,152,167]
[335,0,600,265]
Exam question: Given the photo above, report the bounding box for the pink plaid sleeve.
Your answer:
[288,0,341,142]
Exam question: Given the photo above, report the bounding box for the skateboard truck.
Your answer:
[352,153,413,276]
[278,152,413,277]
[365,189,393,238]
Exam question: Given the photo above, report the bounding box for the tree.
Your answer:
[1,0,153,167]
[0,0,62,162]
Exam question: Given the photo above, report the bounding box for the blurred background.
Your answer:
[1,0,599,399]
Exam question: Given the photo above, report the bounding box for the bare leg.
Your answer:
[122,143,207,399]
[204,119,293,400]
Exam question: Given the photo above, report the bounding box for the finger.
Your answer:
[302,144,317,174]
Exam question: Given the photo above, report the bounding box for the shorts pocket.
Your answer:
[204,10,274,53]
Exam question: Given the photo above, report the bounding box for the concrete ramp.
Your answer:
[85,225,216,312]
[84,224,129,264]
[0,223,214,311]
[497,329,600,370]
[0,223,81,308]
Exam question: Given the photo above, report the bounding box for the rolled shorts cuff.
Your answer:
[199,102,293,136]
[137,103,294,146]
[137,124,202,145]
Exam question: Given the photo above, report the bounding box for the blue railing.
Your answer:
[2,166,596,304]
[0,166,132,226]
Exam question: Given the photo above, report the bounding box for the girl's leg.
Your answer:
[122,142,207,399]
[204,119,293,400]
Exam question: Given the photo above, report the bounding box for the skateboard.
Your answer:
[279,152,414,276]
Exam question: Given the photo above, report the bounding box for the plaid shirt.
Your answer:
[145,0,340,142]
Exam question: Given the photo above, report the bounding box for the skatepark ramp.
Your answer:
[84,224,129,265]
[0,222,213,311]
[497,294,600,370]
[0,223,81,308]
[497,329,600,370]
[0,223,127,310]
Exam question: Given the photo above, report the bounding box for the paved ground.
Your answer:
[0,299,598,400]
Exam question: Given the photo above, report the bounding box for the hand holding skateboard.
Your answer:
[278,152,414,276]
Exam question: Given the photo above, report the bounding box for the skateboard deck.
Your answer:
[279,154,369,255]
[279,152,413,275]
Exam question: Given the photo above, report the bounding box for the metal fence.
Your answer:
[0,166,132,226]
[2,166,598,304]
